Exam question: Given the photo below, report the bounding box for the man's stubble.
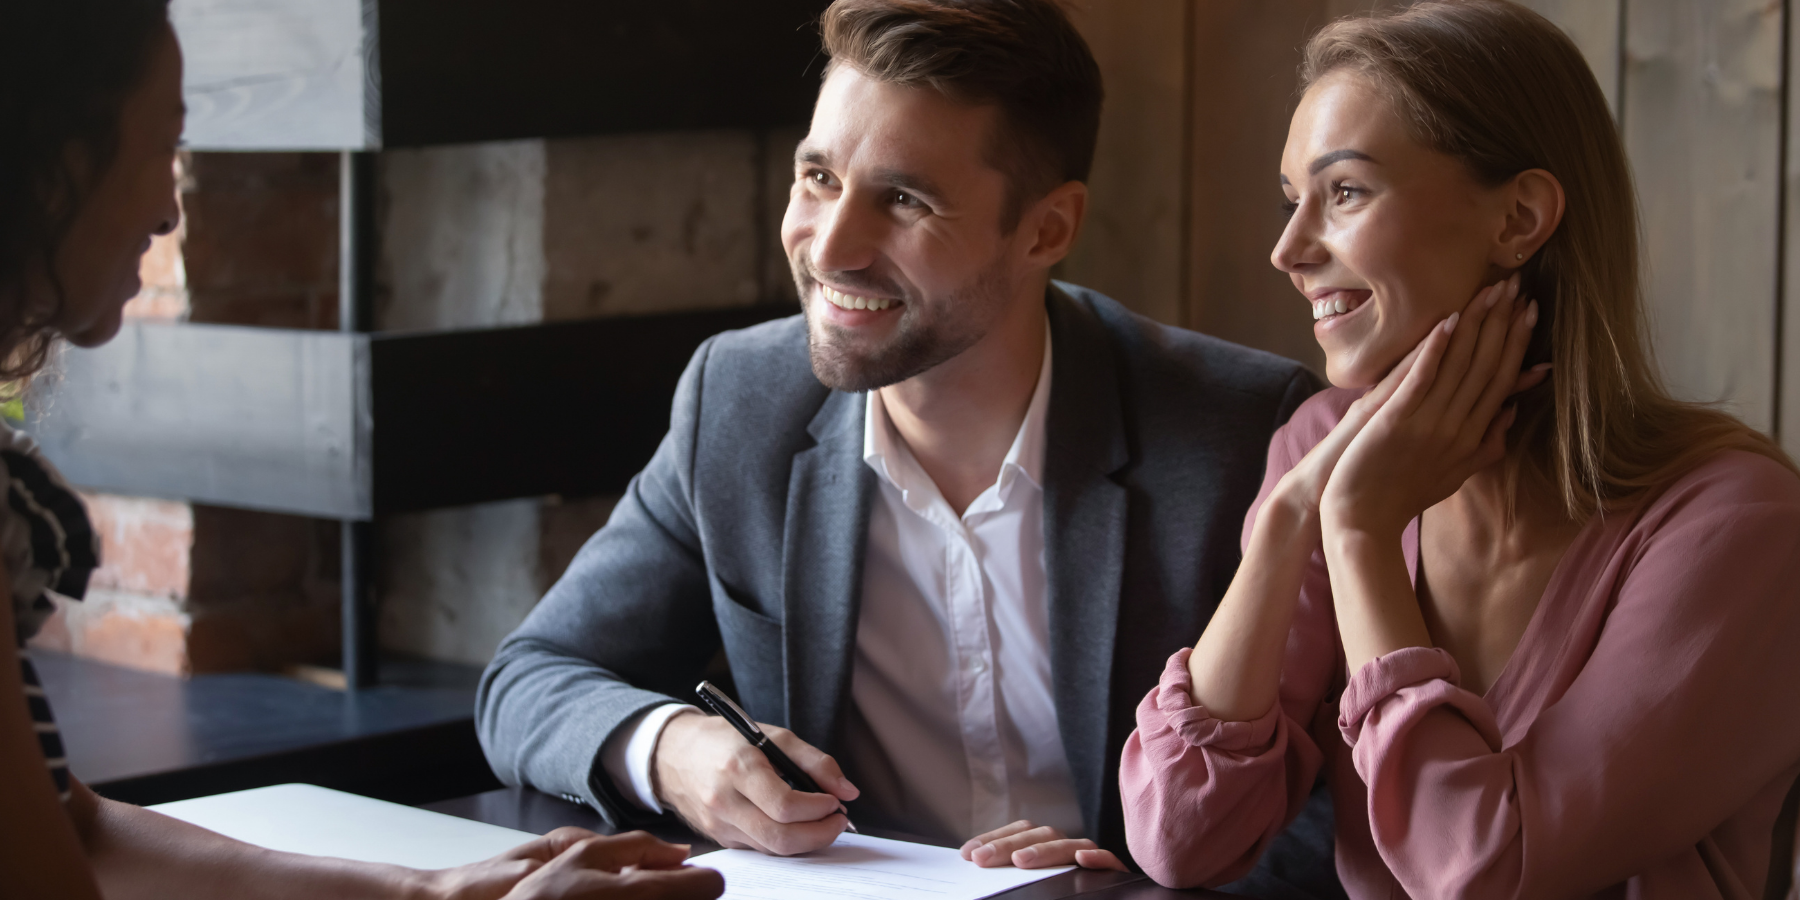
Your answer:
[794,253,1014,394]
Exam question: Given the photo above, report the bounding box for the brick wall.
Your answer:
[31,153,344,676]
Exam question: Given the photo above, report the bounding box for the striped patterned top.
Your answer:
[2,425,99,803]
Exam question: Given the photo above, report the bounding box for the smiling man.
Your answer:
[478,0,1334,893]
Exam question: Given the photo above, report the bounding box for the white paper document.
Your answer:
[689,832,1072,900]
[149,783,538,870]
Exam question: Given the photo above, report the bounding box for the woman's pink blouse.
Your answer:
[1121,388,1800,899]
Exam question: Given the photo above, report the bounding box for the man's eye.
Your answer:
[810,171,831,185]
[893,191,920,208]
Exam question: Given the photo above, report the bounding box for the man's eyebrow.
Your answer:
[1309,149,1377,175]
[797,148,829,167]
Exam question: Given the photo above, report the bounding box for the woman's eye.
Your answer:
[1332,183,1362,205]
[1281,199,1299,219]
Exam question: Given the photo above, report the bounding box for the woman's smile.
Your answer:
[1308,287,1371,322]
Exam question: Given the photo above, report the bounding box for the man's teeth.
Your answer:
[822,285,895,311]
[1312,296,1363,321]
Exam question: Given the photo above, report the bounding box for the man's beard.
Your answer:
[793,255,1009,393]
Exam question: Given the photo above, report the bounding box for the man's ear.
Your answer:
[1022,180,1088,268]
[1494,168,1564,268]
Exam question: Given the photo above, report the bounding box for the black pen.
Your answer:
[694,680,858,834]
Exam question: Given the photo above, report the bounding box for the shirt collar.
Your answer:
[862,326,1054,498]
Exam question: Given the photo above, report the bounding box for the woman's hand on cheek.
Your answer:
[1319,274,1542,537]
[1268,336,1429,532]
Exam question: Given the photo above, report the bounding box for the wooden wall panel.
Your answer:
[1624,0,1783,434]
[1183,2,1334,373]
[1518,0,1623,114]
[1783,0,1800,457]
[172,0,376,150]
[1061,0,1189,326]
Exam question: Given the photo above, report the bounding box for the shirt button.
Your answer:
[971,658,987,674]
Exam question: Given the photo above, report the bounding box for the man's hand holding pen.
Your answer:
[652,710,860,856]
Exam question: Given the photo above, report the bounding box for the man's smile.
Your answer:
[820,283,901,312]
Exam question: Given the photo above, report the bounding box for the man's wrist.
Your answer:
[648,707,703,810]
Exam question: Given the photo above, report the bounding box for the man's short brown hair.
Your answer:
[820,0,1103,232]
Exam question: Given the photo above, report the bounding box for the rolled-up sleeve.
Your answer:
[1121,648,1324,888]
[1120,394,1347,889]
[1338,453,1800,899]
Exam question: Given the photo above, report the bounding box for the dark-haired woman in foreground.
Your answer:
[0,3,722,898]
[1121,1,1800,897]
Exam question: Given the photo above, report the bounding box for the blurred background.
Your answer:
[20,0,1794,815]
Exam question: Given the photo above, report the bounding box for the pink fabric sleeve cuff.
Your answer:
[1338,646,1460,745]
[1143,648,1282,753]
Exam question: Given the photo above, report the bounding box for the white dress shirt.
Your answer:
[603,332,1081,843]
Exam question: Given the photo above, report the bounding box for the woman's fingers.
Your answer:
[1382,308,1457,420]
[1441,279,1521,426]
[1008,838,1126,871]
[1512,362,1551,396]
[1074,848,1131,872]
[1414,278,1508,421]
[1363,331,1430,414]
[1465,299,1539,435]
[961,820,1038,859]
[969,825,1063,867]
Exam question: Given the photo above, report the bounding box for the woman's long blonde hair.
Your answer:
[1303,0,1797,520]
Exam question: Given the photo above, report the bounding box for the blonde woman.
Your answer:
[1120,1,1800,897]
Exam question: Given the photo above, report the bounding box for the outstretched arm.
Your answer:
[3,577,720,900]
[75,786,721,900]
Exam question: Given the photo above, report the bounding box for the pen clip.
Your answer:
[696,680,765,740]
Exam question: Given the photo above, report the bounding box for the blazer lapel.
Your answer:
[780,388,876,756]
[1040,286,1131,838]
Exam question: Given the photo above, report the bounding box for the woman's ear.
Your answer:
[1495,168,1565,268]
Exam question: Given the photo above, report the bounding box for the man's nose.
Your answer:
[810,195,880,274]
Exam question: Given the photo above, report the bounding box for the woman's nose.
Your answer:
[1270,202,1326,274]
[153,192,181,237]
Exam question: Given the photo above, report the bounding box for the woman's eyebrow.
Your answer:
[1309,149,1377,174]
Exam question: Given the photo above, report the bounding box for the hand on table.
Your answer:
[1321,274,1548,537]
[653,710,858,856]
[960,821,1126,872]
[425,828,723,900]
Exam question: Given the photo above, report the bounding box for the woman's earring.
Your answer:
[1515,253,1524,260]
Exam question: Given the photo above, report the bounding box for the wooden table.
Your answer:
[423,786,1240,899]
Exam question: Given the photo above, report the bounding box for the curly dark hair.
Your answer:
[0,0,173,380]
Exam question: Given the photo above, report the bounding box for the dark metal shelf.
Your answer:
[35,650,498,806]
[176,0,832,151]
[27,305,790,520]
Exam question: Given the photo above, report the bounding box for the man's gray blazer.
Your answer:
[477,282,1323,875]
